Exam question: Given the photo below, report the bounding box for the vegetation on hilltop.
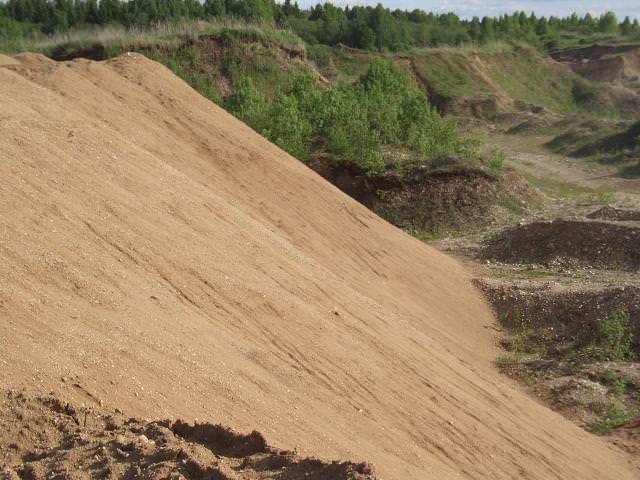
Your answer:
[223,60,487,176]
[1,0,640,54]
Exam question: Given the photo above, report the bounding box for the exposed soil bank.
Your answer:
[551,44,640,84]
[308,157,532,235]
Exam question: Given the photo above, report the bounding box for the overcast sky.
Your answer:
[299,0,640,20]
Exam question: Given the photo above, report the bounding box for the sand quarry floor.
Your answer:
[0,53,637,479]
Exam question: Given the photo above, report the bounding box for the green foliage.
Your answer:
[265,93,312,159]
[0,16,38,52]
[599,370,626,397]
[484,48,578,114]
[223,77,268,129]
[593,308,634,361]
[320,85,384,174]
[224,60,474,176]
[571,77,602,104]
[485,146,506,173]
[591,403,639,434]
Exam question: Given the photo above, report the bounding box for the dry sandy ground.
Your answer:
[1,390,375,479]
[0,53,636,479]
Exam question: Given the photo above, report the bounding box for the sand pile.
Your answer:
[0,53,635,479]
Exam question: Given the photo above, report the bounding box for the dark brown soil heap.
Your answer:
[483,219,640,271]
[476,280,640,356]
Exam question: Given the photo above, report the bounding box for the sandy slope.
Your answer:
[0,53,635,479]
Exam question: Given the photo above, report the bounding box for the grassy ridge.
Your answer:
[484,49,577,113]
[0,19,303,56]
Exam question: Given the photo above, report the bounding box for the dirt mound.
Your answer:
[436,92,505,118]
[0,55,20,66]
[505,114,555,135]
[307,157,536,235]
[587,206,640,222]
[9,52,55,67]
[579,121,640,158]
[544,118,640,173]
[0,53,636,479]
[552,44,640,62]
[0,390,374,480]
[477,279,640,452]
[366,169,532,234]
[483,219,640,270]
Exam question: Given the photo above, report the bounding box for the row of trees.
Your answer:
[295,7,640,50]
[1,0,639,49]
[0,0,281,32]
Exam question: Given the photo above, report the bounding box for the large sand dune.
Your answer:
[0,53,635,479]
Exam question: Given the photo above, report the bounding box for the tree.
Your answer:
[480,17,495,43]
[204,0,224,17]
[598,11,618,33]
[265,94,312,159]
[536,17,550,36]
[224,78,268,132]
[582,12,596,32]
[620,16,634,36]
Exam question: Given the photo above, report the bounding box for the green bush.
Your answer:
[225,60,476,176]
[223,77,268,131]
[485,147,506,173]
[592,403,638,434]
[265,94,312,159]
[594,308,634,361]
[600,370,626,397]
[0,16,34,53]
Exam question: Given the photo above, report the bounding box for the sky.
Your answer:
[299,0,640,20]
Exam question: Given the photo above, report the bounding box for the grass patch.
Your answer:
[407,226,450,242]
[411,48,487,99]
[498,310,547,358]
[579,191,619,206]
[482,47,578,113]
[550,34,640,51]
[591,403,639,434]
[599,370,627,397]
[522,172,590,199]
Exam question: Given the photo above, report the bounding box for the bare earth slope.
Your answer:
[0,53,635,479]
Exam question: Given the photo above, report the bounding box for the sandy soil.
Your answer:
[1,390,374,479]
[0,53,636,479]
